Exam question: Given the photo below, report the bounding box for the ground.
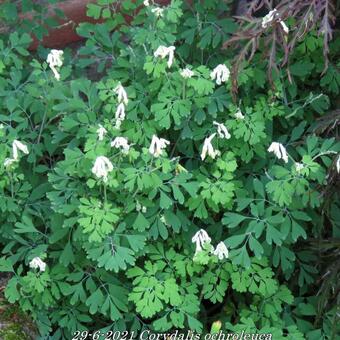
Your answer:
[0,274,36,340]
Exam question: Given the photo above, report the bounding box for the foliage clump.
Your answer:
[0,0,339,338]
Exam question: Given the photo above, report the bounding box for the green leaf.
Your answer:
[291,220,307,242]
[133,213,150,231]
[222,213,248,228]
[15,216,39,234]
[86,288,105,314]
[226,234,246,248]
[160,191,173,209]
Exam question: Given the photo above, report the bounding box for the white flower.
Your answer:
[268,142,288,163]
[114,83,128,105]
[336,155,340,173]
[12,140,29,160]
[46,49,63,80]
[262,9,289,33]
[210,64,230,85]
[115,119,122,130]
[115,103,126,129]
[96,124,107,141]
[143,0,150,6]
[149,135,170,157]
[280,21,289,34]
[91,156,113,182]
[29,257,46,272]
[192,229,211,255]
[180,68,194,79]
[4,158,16,168]
[0,124,4,129]
[111,137,130,154]
[201,133,219,161]
[295,162,304,172]
[151,7,164,17]
[154,45,175,68]
[213,121,231,139]
[213,242,229,260]
[234,108,245,120]
[262,9,278,28]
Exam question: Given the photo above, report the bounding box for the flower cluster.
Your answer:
[262,9,289,34]
[46,49,63,80]
[191,229,229,261]
[29,257,46,272]
[91,156,113,182]
[151,7,164,17]
[96,124,107,141]
[234,108,245,120]
[180,67,194,79]
[201,133,219,161]
[210,64,230,85]
[268,142,289,163]
[114,83,128,129]
[213,121,231,139]
[149,135,170,157]
[154,46,176,68]
[4,140,29,168]
[111,137,130,154]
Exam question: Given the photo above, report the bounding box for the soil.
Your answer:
[0,274,37,340]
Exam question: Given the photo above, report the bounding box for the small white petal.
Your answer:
[29,257,47,272]
[46,49,63,80]
[96,124,107,141]
[262,9,278,28]
[234,108,245,120]
[115,103,126,121]
[4,158,16,167]
[295,162,304,172]
[154,46,176,68]
[336,155,340,173]
[12,140,29,160]
[192,229,212,255]
[201,133,219,161]
[280,21,289,34]
[213,121,231,139]
[149,135,170,157]
[151,7,164,17]
[213,242,229,260]
[111,137,130,154]
[268,142,288,163]
[114,83,128,105]
[210,64,230,85]
[92,156,113,182]
[180,68,194,79]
